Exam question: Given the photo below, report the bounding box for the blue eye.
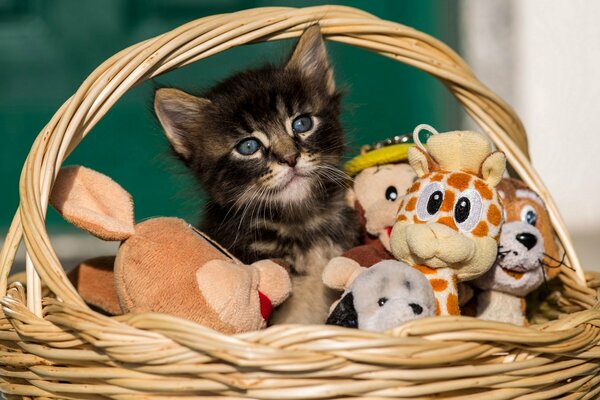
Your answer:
[292,115,313,134]
[521,205,537,226]
[235,138,261,156]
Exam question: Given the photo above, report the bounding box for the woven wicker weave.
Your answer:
[1,5,599,399]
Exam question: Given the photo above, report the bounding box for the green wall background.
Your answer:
[1,0,460,235]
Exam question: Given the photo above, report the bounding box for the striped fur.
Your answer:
[154,26,361,324]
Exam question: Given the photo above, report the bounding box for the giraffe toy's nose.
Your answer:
[516,232,537,250]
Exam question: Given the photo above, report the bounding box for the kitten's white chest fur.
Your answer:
[270,240,343,325]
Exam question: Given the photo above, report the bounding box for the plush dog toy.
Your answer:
[469,178,560,325]
[390,125,506,316]
[326,138,416,272]
[50,166,291,334]
[323,260,436,331]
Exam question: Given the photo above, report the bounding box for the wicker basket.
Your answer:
[1,5,599,399]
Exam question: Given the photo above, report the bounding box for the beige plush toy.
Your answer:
[326,140,416,273]
[51,166,291,334]
[390,124,506,316]
[469,178,561,325]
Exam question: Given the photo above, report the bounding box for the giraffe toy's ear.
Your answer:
[480,151,506,187]
[408,147,438,178]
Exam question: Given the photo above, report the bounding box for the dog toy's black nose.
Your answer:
[516,232,537,250]
[409,303,423,315]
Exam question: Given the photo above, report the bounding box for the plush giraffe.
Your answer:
[390,125,506,315]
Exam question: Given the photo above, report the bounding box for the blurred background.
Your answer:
[1,0,598,272]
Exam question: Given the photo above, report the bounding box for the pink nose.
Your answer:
[278,152,299,167]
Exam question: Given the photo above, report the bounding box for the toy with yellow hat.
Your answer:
[344,134,417,255]
[324,134,423,328]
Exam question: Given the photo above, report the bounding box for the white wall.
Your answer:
[460,0,600,269]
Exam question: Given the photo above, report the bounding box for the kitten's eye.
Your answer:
[385,186,398,202]
[377,297,388,307]
[292,115,313,134]
[521,205,537,226]
[235,138,261,156]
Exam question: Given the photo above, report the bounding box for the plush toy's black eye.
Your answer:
[453,189,484,232]
[377,297,388,307]
[416,182,444,221]
[427,191,444,215]
[454,197,471,223]
[385,186,398,201]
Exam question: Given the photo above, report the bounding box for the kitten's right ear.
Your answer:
[286,24,335,95]
[154,88,211,162]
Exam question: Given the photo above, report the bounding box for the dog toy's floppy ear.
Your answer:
[323,257,368,291]
[50,166,135,241]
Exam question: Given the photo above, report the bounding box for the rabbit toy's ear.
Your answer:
[50,166,135,241]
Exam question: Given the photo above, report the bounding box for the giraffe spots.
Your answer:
[447,294,460,315]
[413,215,424,224]
[474,179,493,200]
[472,221,489,237]
[437,216,458,231]
[487,204,502,226]
[405,197,417,212]
[397,214,407,222]
[440,190,455,212]
[435,298,441,316]
[429,279,448,292]
[413,264,436,275]
[430,173,444,182]
[408,181,421,194]
[447,173,471,191]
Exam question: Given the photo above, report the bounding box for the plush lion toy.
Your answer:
[469,178,561,325]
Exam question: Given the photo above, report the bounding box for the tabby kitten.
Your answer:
[153,25,361,324]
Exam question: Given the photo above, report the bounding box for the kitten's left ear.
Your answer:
[286,24,335,95]
[154,88,211,163]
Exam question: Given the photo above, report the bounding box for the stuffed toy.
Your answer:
[390,124,506,316]
[323,260,436,331]
[51,166,292,334]
[326,138,416,274]
[468,178,560,325]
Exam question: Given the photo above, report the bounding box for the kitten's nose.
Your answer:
[278,152,300,167]
[516,232,537,250]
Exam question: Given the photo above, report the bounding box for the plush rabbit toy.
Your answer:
[51,166,291,334]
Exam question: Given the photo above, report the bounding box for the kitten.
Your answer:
[153,25,361,324]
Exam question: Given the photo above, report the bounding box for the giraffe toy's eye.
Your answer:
[453,189,483,232]
[416,182,445,221]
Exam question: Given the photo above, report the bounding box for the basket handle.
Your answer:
[0,5,584,314]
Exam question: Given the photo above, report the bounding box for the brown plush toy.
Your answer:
[326,140,416,271]
[51,166,291,334]
[468,178,561,325]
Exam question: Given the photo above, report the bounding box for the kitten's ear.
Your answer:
[286,24,335,95]
[154,88,211,162]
